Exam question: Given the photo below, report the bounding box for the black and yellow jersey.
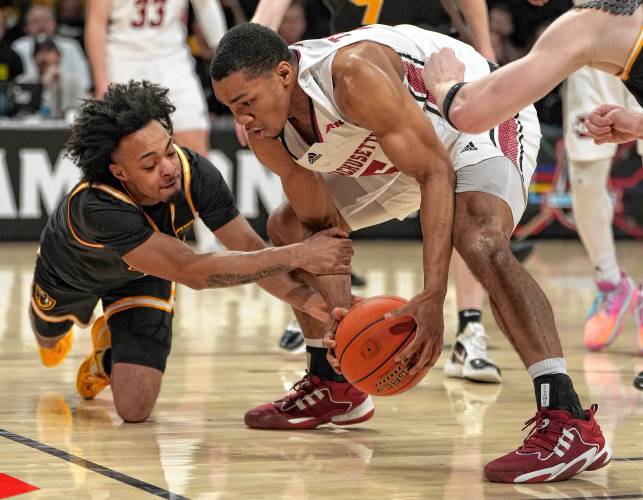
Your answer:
[620,26,643,105]
[35,146,239,295]
[322,0,450,35]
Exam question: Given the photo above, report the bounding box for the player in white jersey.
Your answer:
[564,66,642,352]
[211,24,611,483]
[85,0,227,251]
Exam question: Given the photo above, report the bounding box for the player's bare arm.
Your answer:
[423,8,638,134]
[122,218,351,320]
[85,0,111,98]
[333,42,455,372]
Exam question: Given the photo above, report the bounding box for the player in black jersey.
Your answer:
[424,0,643,132]
[30,80,354,422]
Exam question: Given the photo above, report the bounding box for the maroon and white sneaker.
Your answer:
[485,404,612,483]
[244,375,375,430]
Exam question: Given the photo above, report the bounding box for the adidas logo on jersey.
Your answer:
[308,152,322,164]
[460,142,478,153]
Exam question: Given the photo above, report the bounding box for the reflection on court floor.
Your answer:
[0,240,641,499]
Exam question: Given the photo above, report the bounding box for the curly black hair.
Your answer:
[210,23,295,81]
[65,80,175,183]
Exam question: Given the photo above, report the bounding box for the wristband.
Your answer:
[442,81,467,130]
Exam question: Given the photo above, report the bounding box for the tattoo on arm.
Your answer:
[206,265,293,288]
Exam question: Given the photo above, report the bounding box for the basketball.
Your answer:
[335,295,429,396]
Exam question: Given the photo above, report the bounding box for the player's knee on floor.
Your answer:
[111,362,162,423]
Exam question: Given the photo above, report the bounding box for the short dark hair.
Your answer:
[65,80,175,183]
[210,23,295,81]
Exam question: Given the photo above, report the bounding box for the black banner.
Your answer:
[0,124,640,241]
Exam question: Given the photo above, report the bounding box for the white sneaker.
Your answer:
[443,322,502,383]
[278,320,306,354]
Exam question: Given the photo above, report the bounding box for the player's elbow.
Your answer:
[413,157,454,187]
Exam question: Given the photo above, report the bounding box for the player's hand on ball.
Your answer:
[298,228,353,275]
[386,293,444,375]
[323,307,348,374]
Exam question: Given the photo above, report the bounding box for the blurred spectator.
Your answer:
[220,0,248,27]
[56,0,85,49]
[0,8,23,81]
[11,5,90,92]
[17,36,85,118]
[489,3,523,65]
[278,0,306,45]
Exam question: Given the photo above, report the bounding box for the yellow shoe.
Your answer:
[39,329,74,367]
[76,316,111,400]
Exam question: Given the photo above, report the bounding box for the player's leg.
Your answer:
[445,251,502,383]
[451,110,610,482]
[244,200,374,430]
[564,67,637,351]
[29,265,96,367]
[78,276,174,423]
[453,171,610,482]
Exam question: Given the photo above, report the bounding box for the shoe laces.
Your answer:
[278,375,321,406]
[519,411,567,454]
[592,277,631,315]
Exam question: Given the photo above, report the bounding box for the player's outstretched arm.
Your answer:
[122,220,352,320]
[85,0,111,98]
[423,9,600,134]
[333,42,454,373]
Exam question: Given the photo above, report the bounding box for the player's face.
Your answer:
[110,120,182,205]
[213,64,293,140]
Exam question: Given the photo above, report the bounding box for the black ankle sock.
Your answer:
[534,373,586,420]
[457,309,482,334]
[306,346,346,382]
[102,348,112,376]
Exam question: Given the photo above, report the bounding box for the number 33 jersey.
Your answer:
[107,0,190,58]
[282,24,540,179]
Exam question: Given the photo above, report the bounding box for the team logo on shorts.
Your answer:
[34,284,56,311]
[572,115,590,138]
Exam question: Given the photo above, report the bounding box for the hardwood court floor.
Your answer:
[0,240,642,499]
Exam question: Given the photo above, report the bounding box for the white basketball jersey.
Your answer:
[282,24,494,177]
[107,0,190,58]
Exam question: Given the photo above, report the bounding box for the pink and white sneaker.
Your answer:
[634,284,643,353]
[583,272,636,351]
[484,405,612,483]
[244,375,374,430]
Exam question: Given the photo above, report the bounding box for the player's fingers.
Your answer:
[384,303,412,320]
[326,350,342,374]
[318,227,349,239]
[409,341,434,375]
[332,307,349,321]
[395,333,423,364]
[586,122,612,136]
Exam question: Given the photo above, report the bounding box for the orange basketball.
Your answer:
[335,295,429,396]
